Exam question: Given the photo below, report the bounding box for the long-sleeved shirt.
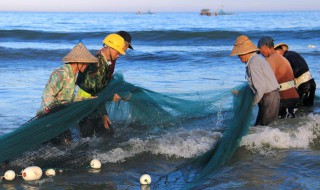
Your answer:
[266,52,299,100]
[39,64,76,112]
[76,50,116,96]
[246,53,279,105]
[76,50,117,116]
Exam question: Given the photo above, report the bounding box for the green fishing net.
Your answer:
[0,73,255,183]
[152,84,255,189]
[0,74,232,165]
[185,84,255,189]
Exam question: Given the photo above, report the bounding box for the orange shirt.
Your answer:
[266,52,299,100]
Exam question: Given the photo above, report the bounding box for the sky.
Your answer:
[0,0,319,12]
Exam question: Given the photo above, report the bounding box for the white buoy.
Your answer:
[90,159,101,169]
[139,174,151,185]
[21,168,37,181]
[45,169,56,177]
[4,170,16,181]
[22,166,43,181]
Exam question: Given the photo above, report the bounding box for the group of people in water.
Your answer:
[37,31,133,143]
[38,32,316,144]
[231,35,316,126]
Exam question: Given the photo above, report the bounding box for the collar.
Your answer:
[100,51,112,66]
[246,52,256,66]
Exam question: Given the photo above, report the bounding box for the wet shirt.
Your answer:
[40,64,76,111]
[266,52,299,100]
[283,50,309,78]
[76,51,116,96]
[246,53,279,105]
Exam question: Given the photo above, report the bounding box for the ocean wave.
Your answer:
[0,45,230,63]
[93,128,221,163]
[240,114,320,156]
[0,47,97,62]
[1,29,319,44]
[0,29,104,42]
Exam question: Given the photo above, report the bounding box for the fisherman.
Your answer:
[37,42,98,143]
[38,42,98,115]
[258,36,300,118]
[231,35,280,126]
[274,43,316,107]
[76,31,133,137]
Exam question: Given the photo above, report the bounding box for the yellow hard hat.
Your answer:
[102,34,125,55]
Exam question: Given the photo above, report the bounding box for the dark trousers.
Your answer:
[255,89,280,126]
[279,98,300,119]
[297,79,316,107]
[78,105,113,138]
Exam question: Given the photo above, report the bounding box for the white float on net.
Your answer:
[3,170,16,181]
[21,166,43,181]
[45,168,56,177]
[90,159,101,169]
[140,174,152,185]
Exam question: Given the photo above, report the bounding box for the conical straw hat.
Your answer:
[274,43,289,51]
[62,42,98,63]
[230,35,259,56]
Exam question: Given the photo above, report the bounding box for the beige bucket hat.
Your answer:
[274,43,289,51]
[62,42,98,63]
[230,35,259,56]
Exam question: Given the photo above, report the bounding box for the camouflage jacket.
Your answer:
[39,64,76,112]
[76,51,116,96]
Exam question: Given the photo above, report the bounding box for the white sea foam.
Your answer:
[96,128,221,163]
[240,114,320,155]
[308,44,316,48]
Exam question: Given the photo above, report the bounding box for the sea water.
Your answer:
[0,11,319,189]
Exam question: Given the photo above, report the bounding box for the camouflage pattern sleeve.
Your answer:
[76,63,99,95]
[41,67,66,109]
[77,53,111,95]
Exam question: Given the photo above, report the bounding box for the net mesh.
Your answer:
[184,84,254,189]
[0,74,254,177]
[152,84,255,189]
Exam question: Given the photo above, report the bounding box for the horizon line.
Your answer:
[0,10,319,13]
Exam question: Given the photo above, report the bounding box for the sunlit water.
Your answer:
[0,11,319,189]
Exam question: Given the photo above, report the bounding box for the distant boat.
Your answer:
[214,8,233,16]
[200,9,212,16]
[200,8,232,16]
[136,9,155,15]
[200,0,233,16]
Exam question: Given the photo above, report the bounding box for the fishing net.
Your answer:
[0,74,233,166]
[152,83,255,189]
[0,72,256,184]
[184,84,255,189]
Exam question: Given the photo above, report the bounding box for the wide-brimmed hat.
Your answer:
[116,31,133,50]
[274,43,289,51]
[230,35,259,56]
[62,42,98,63]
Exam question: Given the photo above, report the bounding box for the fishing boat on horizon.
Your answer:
[200,8,232,16]
[136,9,155,15]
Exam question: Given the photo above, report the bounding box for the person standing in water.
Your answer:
[274,43,316,107]
[38,42,98,115]
[38,42,98,144]
[76,32,133,137]
[231,35,280,126]
[258,36,300,119]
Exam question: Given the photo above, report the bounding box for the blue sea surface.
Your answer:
[0,11,319,189]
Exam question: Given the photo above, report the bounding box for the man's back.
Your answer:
[266,52,299,100]
[283,50,309,78]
